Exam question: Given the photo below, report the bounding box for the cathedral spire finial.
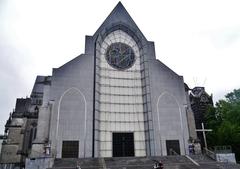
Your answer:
[116,1,124,7]
[112,1,127,14]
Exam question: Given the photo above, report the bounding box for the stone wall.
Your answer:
[25,157,54,169]
[216,153,237,163]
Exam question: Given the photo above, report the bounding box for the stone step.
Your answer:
[48,156,240,169]
[189,154,215,163]
[199,162,240,169]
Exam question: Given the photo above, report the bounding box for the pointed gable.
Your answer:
[93,2,147,42]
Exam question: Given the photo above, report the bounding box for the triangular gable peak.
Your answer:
[92,2,148,46]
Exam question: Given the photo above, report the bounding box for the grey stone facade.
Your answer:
[0,76,49,167]
[1,2,198,168]
[48,53,94,158]
[45,2,192,158]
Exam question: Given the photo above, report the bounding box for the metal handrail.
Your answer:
[204,148,216,160]
[214,145,232,154]
[169,148,180,156]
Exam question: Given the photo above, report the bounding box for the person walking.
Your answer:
[153,160,163,169]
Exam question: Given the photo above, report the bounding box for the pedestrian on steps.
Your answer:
[153,160,163,169]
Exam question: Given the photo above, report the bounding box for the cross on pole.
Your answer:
[195,123,212,149]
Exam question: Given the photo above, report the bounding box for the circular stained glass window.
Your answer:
[105,43,135,70]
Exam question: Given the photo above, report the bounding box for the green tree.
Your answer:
[225,89,240,103]
[205,89,240,162]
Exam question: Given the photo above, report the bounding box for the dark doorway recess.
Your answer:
[112,132,134,157]
[166,140,180,155]
[62,141,79,158]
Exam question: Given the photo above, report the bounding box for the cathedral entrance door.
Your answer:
[166,140,180,155]
[62,141,79,158]
[112,133,134,157]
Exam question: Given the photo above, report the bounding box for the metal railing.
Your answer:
[169,148,180,156]
[214,145,232,154]
[204,148,216,160]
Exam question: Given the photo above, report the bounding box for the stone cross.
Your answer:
[196,123,212,149]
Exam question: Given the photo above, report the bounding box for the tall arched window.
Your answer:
[28,122,37,149]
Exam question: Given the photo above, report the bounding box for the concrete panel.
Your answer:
[49,54,94,158]
[148,59,190,156]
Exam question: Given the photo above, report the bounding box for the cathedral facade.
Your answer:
[1,2,196,164]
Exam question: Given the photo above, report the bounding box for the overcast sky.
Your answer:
[0,0,240,133]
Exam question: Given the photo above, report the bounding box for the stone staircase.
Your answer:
[189,154,240,169]
[48,155,240,169]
